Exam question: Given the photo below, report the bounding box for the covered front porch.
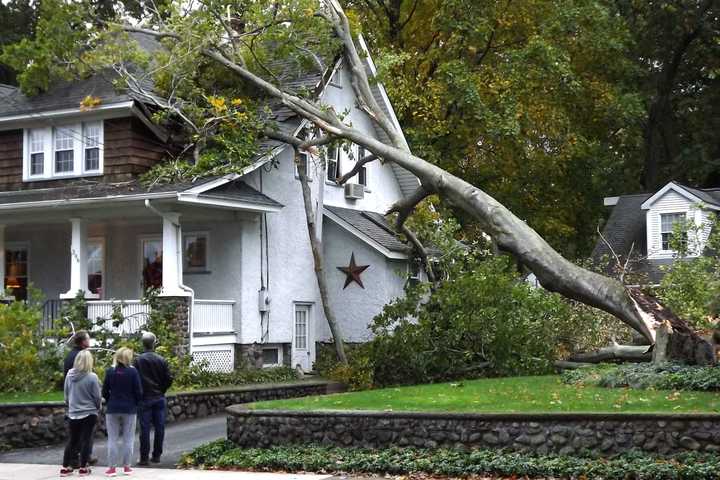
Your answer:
[0,179,282,371]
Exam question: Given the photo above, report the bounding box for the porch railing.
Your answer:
[87,300,150,335]
[193,300,235,333]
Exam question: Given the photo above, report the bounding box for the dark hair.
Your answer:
[73,330,90,347]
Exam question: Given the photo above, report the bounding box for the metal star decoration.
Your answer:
[337,253,370,289]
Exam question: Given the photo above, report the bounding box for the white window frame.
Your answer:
[139,235,163,293]
[356,144,369,189]
[23,121,104,181]
[659,212,688,253]
[293,303,311,351]
[87,237,106,299]
[325,144,341,185]
[294,150,312,181]
[183,231,210,273]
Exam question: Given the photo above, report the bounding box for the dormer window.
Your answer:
[660,212,687,251]
[23,121,103,181]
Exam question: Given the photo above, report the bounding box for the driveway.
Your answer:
[0,415,226,469]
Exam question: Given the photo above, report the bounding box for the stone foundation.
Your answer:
[0,380,342,450]
[226,409,720,456]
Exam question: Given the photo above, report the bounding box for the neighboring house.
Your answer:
[593,181,719,284]
[0,34,420,372]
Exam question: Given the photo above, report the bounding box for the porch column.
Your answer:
[160,212,187,296]
[60,218,96,299]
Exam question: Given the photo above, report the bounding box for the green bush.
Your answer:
[0,297,62,393]
[361,256,619,386]
[561,363,720,391]
[180,441,720,480]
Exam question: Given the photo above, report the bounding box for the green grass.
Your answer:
[249,375,720,414]
[0,390,64,404]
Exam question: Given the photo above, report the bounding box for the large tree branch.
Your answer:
[336,153,378,185]
[386,185,433,228]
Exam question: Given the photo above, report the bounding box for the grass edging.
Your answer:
[179,440,720,480]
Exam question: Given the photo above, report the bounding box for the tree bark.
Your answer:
[566,342,651,364]
[295,150,348,365]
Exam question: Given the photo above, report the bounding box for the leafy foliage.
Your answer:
[0,293,62,393]
[654,215,720,331]
[180,441,720,479]
[562,363,720,392]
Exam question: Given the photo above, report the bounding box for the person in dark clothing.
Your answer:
[102,347,143,476]
[63,330,91,380]
[134,332,174,465]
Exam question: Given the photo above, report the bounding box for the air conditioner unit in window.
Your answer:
[344,183,364,200]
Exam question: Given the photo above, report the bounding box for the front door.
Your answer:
[292,304,312,371]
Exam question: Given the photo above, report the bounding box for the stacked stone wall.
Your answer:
[227,409,720,456]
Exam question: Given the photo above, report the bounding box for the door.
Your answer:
[292,304,313,371]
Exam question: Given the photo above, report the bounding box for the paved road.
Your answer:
[0,415,226,469]
[0,464,335,480]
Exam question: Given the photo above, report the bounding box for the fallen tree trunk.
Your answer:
[566,342,651,364]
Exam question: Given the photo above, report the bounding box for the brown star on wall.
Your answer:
[337,253,370,289]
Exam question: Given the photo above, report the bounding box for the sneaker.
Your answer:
[150,456,161,464]
[137,459,149,467]
[78,467,91,477]
[105,467,117,477]
[122,466,133,476]
[89,457,99,466]
[59,467,73,477]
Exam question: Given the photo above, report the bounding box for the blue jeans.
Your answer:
[139,397,166,461]
[106,413,136,468]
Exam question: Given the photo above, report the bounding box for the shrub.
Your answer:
[561,363,720,391]
[180,441,720,480]
[362,256,619,386]
[0,295,62,393]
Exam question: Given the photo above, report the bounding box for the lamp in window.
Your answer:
[5,261,22,289]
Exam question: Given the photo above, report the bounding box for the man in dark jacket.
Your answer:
[134,332,173,465]
[63,330,91,380]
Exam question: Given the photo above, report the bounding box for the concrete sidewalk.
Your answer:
[0,464,334,480]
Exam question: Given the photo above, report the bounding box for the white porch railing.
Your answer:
[87,300,151,335]
[193,300,235,333]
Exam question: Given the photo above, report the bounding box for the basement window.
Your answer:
[262,348,281,367]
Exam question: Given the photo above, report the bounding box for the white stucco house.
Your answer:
[0,34,420,372]
[593,181,719,283]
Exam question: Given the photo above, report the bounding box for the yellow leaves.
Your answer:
[79,95,102,111]
[231,98,243,106]
[207,96,227,113]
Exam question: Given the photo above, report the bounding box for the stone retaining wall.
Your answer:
[226,408,720,456]
[0,380,342,450]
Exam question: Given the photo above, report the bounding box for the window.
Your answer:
[356,145,367,186]
[28,129,45,176]
[24,122,103,181]
[142,238,163,290]
[184,233,208,272]
[326,145,340,182]
[84,122,101,172]
[295,151,310,179]
[660,213,687,251]
[294,307,308,350]
[262,348,280,366]
[88,239,104,297]
[5,246,28,301]
[54,127,75,173]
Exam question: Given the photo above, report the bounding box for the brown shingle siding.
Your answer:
[0,116,171,192]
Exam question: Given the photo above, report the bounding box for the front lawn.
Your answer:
[249,375,720,413]
[0,391,64,404]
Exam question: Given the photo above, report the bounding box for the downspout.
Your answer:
[144,199,196,354]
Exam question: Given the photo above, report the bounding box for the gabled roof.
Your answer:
[640,181,720,210]
[592,193,651,261]
[324,205,410,259]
